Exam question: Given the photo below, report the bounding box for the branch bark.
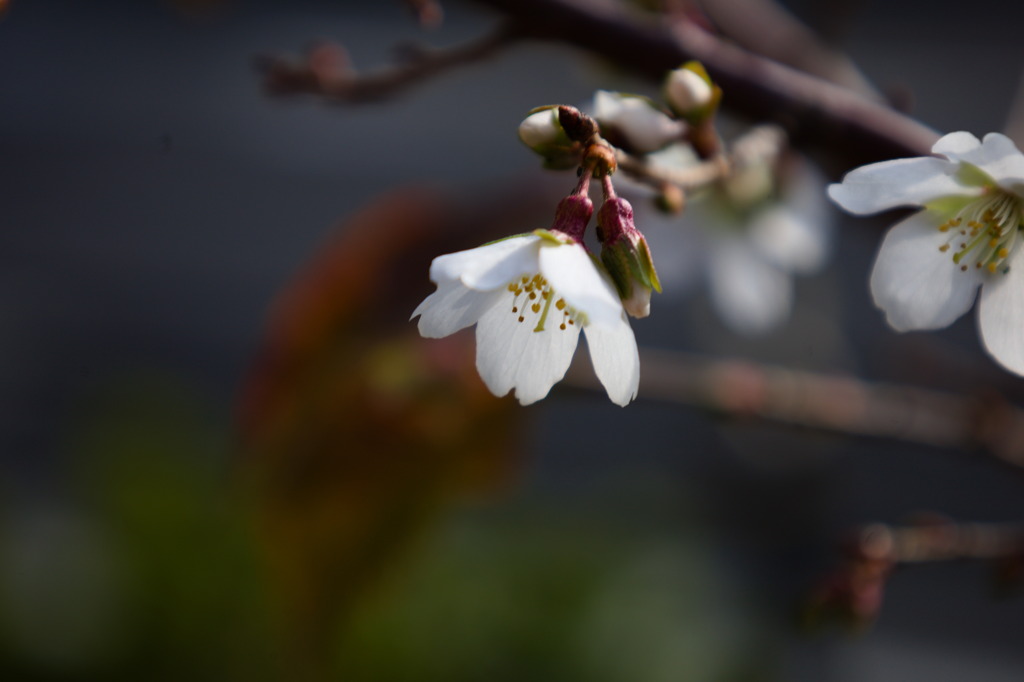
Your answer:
[472,0,938,165]
[564,347,1024,477]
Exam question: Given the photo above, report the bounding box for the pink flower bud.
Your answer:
[597,197,661,318]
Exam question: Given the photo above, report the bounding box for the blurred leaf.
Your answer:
[235,186,524,677]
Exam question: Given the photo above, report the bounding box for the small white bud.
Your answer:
[664,67,713,116]
[518,108,565,150]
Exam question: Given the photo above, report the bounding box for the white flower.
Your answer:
[592,90,685,154]
[828,132,1024,375]
[641,147,832,335]
[412,231,640,406]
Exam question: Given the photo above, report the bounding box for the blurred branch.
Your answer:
[806,515,1024,628]
[855,517,1024,565]
[616,147,727,193]
[565,347,1024,475]
[617,123,784,196]
[471,0,938,165]
[257,22,521,103]
[1003,68,1024,145]
[695,0,882,98]
[259,0,936,163]
[403,0,445,28]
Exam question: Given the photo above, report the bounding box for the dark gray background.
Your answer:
[2,0,1024,679]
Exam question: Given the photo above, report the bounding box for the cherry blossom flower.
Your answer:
[639,138,832,335]
[828,132,1024,375]
[412,196,640,406]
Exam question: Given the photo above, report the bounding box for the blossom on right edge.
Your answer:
[828,132,1024,375]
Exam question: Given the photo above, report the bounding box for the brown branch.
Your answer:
[615,148,728,194]
[695,0,882,99]
[806,516,1024,628]
[564,347,1024,476]
[614,124,786,200]
[257,22,521,103]
[471,0,938,165]
[856,518,1024,565]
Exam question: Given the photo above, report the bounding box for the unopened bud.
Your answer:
[549,193,594,243]
[655,183,685,214]
[597,197,662,318]
[664,62,717,123]
[518,106,580,169]
[519,106,569,150]
[557,105,599,144]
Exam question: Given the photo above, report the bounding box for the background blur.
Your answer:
[2,0,1024,680]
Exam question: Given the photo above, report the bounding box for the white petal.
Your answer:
[583,313,640,406]
[474,295,581,405]
[977,247,1024,376]
[868,212,983,331]
[708,238,792,335]
[828,157,966,215]
[411,280,500,338]
[429,235,539,290]
[593,91,684,153]
[538,243,623,329]
[939,132,1024,193]
[518,109,560,149]
[932,131,981,157]
[749,204,827,274]
[749,162,833,275]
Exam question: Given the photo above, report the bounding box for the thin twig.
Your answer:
[615,123,787,194]
[257,22,521,103]
[856,518,1024,564]
[806,516,1024,627]
[564,347,1024,475]
[615,149,729,191]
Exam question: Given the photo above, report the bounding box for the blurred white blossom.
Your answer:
[643,144,832,335]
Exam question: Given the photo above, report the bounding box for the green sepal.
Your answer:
[600,236,662,300]
[955,162,998,191]
[478,232,533,247]
[532,228,574,245]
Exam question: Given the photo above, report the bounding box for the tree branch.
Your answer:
[564,347,1024,477]
[471,0,938,165]
[805,515,1024,628]
[257,22,521,103]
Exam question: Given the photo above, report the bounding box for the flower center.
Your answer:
[506,274,583,332]
[937,190,1023,274]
